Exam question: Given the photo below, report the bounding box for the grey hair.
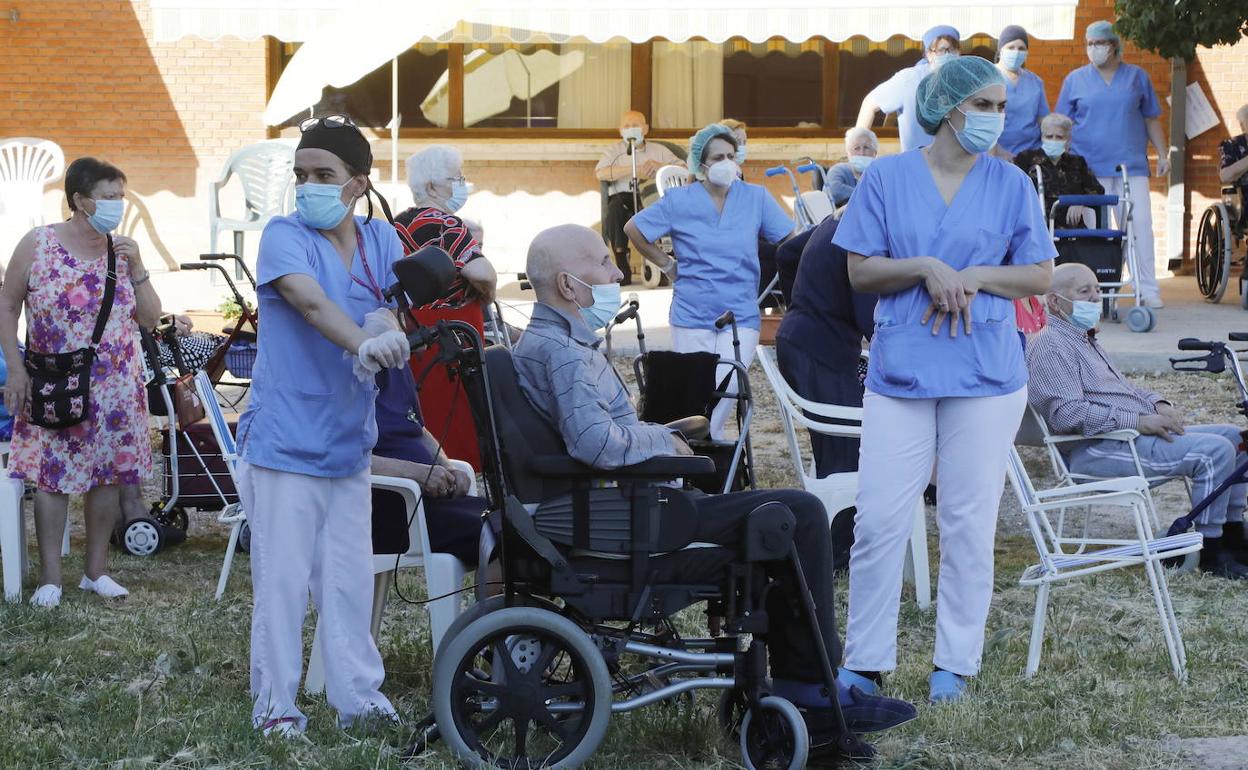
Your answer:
[406,145,462,205]
[844,127,879,151]
[1040,113,1073,135]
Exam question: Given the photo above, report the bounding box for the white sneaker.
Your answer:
[30,584,62,608]
[1141,296,1165,309]
[261,716,309,741]
[79,575,129,599]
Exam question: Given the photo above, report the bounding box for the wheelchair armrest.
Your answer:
[526,454,716,480]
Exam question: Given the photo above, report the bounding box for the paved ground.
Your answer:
[496,273,1248,373]
[1162,736,1248,770]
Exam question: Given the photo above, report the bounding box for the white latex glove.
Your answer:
[362,307,401,337]
[359,330,410,370]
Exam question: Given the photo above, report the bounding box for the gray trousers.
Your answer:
[1066,424,1247,536]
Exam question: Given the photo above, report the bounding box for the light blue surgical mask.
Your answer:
[567,273,622,331]
[999,49,1028,71]
[1057,294,1101,330]
[86,198,124,234]
[1041,139,1067,160]
[444,179,470,214]
[296,182,351,230]
[951,106,1005,155]
[932,52,959,69]
[848,155,874,174]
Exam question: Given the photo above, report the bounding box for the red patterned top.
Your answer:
[393,206,483,309]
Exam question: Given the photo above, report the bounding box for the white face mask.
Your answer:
[621,126,644,143]
[1088,44,1112,67]
[706,159,738,188]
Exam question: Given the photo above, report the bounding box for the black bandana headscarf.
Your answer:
[296,118,397,226]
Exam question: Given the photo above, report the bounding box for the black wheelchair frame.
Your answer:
[399,317,861,770]
[1195,184,1247,306]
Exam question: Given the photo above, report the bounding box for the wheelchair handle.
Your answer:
[796,163,821,174]
[764,165,787,177]
[714,310,736,330]
[1229,332,1248,342]
[179,262,210,270]
[1177,337,1219,352]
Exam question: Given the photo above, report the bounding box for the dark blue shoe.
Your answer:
[838,685,918,733]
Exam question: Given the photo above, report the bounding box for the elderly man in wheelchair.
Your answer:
[419,224,915,769]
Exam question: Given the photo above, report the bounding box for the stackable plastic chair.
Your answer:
[208,140,295,257]
[0,137,65,231]
[757,347,930,609]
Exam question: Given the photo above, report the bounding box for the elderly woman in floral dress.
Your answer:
[0,157,162,608]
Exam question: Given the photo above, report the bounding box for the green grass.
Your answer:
[1,368,1246,768]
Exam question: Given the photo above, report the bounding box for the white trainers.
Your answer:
[79,574,129,599]
[29,584,62,608]
[1141,296,1165,309]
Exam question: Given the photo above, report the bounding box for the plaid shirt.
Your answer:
[1025,315,1165,437]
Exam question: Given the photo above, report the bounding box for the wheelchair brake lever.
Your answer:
[1169,353,1226,374]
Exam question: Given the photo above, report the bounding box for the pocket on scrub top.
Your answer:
[968,320,1023,388]
[972,228,1011,265]
[867,325,919,391]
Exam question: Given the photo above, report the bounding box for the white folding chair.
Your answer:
[193,371,249,601]
[799,190,834,225]
[305,469,473,694]
[0,137,65,231]
[1004,446,1201,680]
[756,347,931,609]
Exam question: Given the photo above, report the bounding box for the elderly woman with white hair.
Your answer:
[1014,112,1104,229]
[395,144,497,306]
[826,127,879,211]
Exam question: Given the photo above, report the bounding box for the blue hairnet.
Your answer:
[922,25,960,50]
[915,55,1007,135]
[1086,20,1119,43]
[688,123,736,179]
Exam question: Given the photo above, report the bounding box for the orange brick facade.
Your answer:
[1,0,1245,289]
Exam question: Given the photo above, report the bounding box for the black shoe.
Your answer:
[923,484,937,506]
[1199,538,1248,579]
[802,686,917,736]
[1223,521,1248,565]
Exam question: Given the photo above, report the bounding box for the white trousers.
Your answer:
[671,325,760,439]
[239,460,394,730]
[1097,174,1159,301]
[844,387,1027,676]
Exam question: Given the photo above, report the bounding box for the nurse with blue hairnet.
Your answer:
[833,56,1055,703]
[856,25,962,151]
[625,122,794,439]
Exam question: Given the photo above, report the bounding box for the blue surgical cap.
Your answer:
[915,55,1007,135]
[688,123,736,179]
[1086,20,1119,43]
[922,25,961,50]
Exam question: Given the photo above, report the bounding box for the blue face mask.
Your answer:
[444,179,470,214]
[1041,139,1067,159]
[567,273,621,331]
[999,49,1028,71]
[86,198,124,234]
[951,107,1005,155]
[848,155,873,174]
[296,182,351,230]
[1058,294,1101,330]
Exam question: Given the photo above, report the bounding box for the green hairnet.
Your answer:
[688,123,736,179]
[915,55,1007,135]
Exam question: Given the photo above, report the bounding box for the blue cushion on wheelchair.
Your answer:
[1053,228,1124,240]
[1054,194,1118,207]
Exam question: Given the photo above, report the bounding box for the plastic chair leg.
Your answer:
[60,516,70,557]
[1025,582,1051,678]
[424,555,467,652]
[370,571,393,641]
[215,521,242,601]
[1,481,25,602]
[905,500,931,610]
[306,619,326,695]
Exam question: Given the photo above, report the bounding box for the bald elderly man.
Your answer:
[595,111,681,284]
[1027,263,1248,579]
[511,224,916,744]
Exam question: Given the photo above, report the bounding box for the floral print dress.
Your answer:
[8,226,151,493]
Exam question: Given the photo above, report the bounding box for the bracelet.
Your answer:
[132,272,151,287]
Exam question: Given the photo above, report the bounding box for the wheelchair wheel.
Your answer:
[121,517,163,557]
[717,687,748,740]
[739,696,809,770]
[1197,204,1233,303]
[237,522,251,553]
[641,260,663,288]
[1125,306,1155,333]
[432,607,612,770]
[435,593,561,659]
[1241,277,1248,311]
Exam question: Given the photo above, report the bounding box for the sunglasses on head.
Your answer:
[299,114,357,133]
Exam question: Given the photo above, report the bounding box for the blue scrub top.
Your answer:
[1055,63,1161,177]
[832,150,1057,399]
[632,181,793,331]
[866,61,934,152]
[237,213,404,477]
[999,69,1049,156]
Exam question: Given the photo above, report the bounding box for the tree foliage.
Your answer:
[1113,0,1248,60]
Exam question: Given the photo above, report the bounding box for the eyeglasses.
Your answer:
[1086,40,1115,48]
[299,114,357,132]
[444,175,468,183]
[930,46,959,55]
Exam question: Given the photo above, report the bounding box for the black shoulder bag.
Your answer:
[24,236,117,429]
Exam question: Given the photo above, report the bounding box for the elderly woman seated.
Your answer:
[825,127,879,214]
[1014,112,1103,229]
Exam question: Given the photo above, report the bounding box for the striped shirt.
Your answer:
[1025,315,1164,438]
[393,206,482,309]
[514,302,675,469]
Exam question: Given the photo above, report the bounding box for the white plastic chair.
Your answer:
[655,165,690,198]
[799,191,834,225]
[1004,445,1201,680]
[305,470,472,694]
[208,141,295,256]
[756,347,931,609]
[0,138,65,231]
[0,441,68,602]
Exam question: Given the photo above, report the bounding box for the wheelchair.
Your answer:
[404,319,865,770]
[1194,184,1248,307]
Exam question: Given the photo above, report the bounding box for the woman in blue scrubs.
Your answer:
[832,57,1054,703]
[624,123,794,439]
[992,25,1049,161]
[236,116,412,736]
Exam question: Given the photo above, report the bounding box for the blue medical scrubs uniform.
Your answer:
[631,181,793,331]
[999,69,1049,156]
[238,213,404,476]
[832,151,1057,399]
[865,60,934,152]
[1055,63,1161,177]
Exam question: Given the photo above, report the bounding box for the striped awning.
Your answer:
[151,0,1079,43]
